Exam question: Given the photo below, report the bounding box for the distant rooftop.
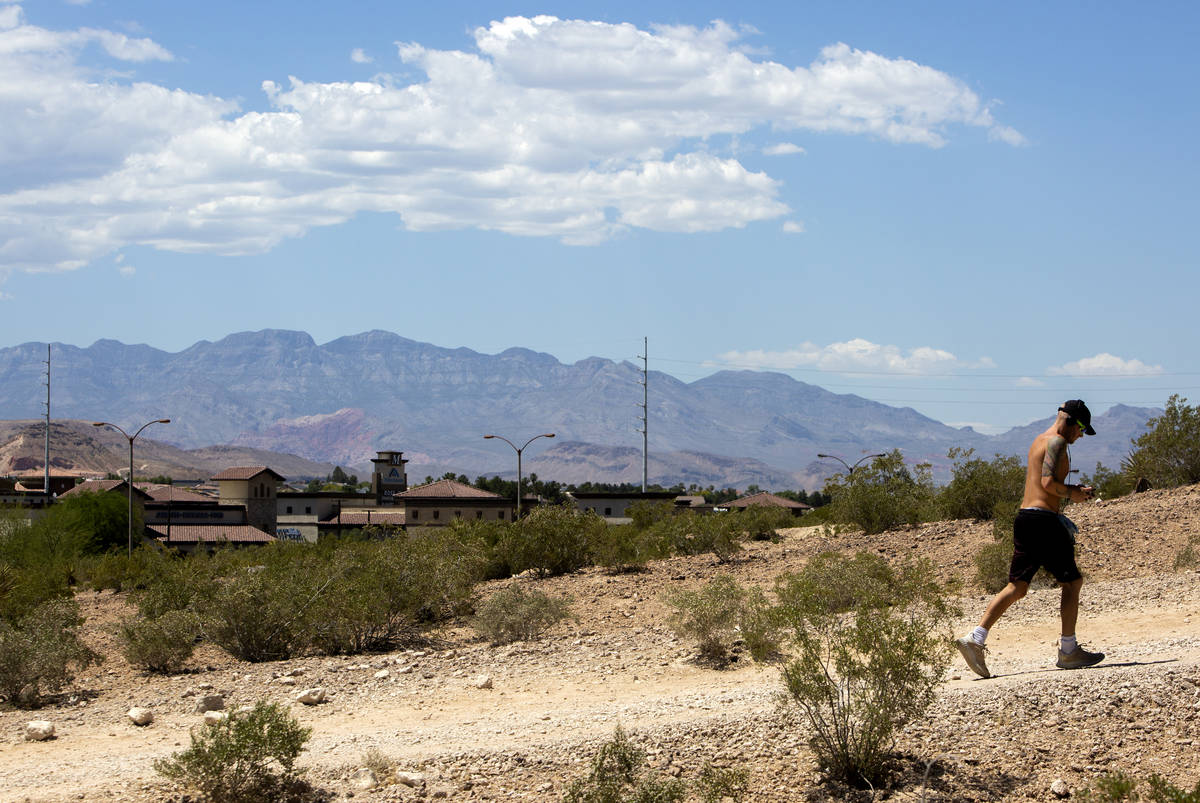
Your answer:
[397,479,500,499]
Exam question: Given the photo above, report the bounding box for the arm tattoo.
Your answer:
[1042,436,1067,479]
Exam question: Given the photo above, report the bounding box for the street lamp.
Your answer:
[93,418,171,557]
[817,452,885,475]
[483,433,555,519]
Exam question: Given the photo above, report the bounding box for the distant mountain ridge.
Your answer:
[0,330,1160,488]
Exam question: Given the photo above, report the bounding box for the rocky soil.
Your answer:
[2,485,1200,802]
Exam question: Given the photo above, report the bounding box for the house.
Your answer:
[397,478,514,526]
[212,466,285,535]
[723,491,811,517]
[566,490,680,523]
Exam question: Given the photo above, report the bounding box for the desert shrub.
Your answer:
[131,549,215,619]
[735,505,795,541]
[118,609,200,673]
[696,762,749,803]
[1123,395,1200,489]
[738,585,782,661]
[155,699,311,802]
[79,545,163,592]
[656,513,743,563]
[628,500,675,530]
[825,450,937,534]
[939,448,1025,521]
[563,726,686,803]
[473,585,573,644]
[774,552,958,786]
[0,598,101,707]
[588,524,664,573]
[0,507,79,622]
[195,547,324,662]
[1077,771,1200,802]
[1175,534,1200,570]
[665,574,746,660]
[502,504,602,577]
[39,490,140,555]
[1081,462,1133,501]
[446,518,514,580]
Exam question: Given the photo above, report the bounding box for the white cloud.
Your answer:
[781,220,805,234]
[763,142,806,156]
[118,264,135,277]
[1015,376,1045,387]
[0,11,1022,273]
[715,338,992,375]
[1048,353,1164,377]
[350,47,372,64]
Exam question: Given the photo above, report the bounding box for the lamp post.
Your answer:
[93,418,171,557]
[817,452,885,475]
[483,432,555,519]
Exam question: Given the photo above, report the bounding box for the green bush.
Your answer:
[1175,534,1200,570]
[628,500,675,530]
[118,609,200,673]
[737,585,782,661]
[1123,394,1200,489]
[734,506,795,540]
[825,450,937,534]
[1077,771,1200,802]
[563,726,686,803]
[502,505,601,577]
[472,585,573,644]
[588,524,663,573]
[0,598,101,707]
[0,507,77,622]
[696,762,749,803]
[1081,462,1133,501]
[446,518,514,580]
[155,699,312,802]
[939,448,1025,521]
[775,552,958,786]
[665,574,746,660]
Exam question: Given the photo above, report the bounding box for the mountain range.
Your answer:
[0,330,1160,488]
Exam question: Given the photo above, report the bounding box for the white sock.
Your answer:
[970,626,988,646]
[1061,634,1077,652]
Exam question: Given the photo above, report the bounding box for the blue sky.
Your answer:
[1,1,1196,434]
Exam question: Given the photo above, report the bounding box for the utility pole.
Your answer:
[43,345,50,499]
[636,337,647,492]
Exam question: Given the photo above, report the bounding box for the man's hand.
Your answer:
[1072,484,1095,502]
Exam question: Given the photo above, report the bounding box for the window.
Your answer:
[498,511,505,520]
[433,510,440,520]
[411,510,419,520]
[286,506,293,514]
[476,511,483,519]
[454,510,461,518]
[605,507,612,516]
[305,506,312,515]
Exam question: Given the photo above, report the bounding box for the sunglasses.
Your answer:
[1074,420,1087,432]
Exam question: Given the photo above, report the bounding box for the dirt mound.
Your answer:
[2,486,1198,801]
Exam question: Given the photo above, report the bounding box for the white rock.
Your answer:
[24,721,55,741]
[1051,778,1070,798]
[203,711,228,725]
[296,687,326,705]
[473,674,494,690]
[275,676,297,686]
[374,669,390,679]
[396,771,426,788]
[351,767,378,790]
[127,707,154,726]
[195,694,225,713]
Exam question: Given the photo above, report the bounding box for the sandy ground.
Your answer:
[2,484,1199,802]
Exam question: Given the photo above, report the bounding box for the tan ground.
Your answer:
[2,485,1199,802]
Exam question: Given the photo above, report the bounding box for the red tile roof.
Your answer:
[726,492,811,510]
[396,479,501,499]
[326,510,407,526]
[211,467,286,481]
[148,524,275,544]
[60,479,154,501]
[138,483,213,503]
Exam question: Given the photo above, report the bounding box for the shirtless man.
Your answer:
[956,399,1105,678]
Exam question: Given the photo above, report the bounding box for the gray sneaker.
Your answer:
[1056,644,1104,670]
[955,637,991,678]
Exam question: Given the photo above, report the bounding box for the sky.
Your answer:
[1,0,1197,434]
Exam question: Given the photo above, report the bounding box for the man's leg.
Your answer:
[981,580,1029,629]
[1060,577,1082,636]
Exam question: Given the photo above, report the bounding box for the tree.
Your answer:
[1123,395,1200,489]
[825,450,936,534]
[939,448,1025,521]
[329,466,350,485]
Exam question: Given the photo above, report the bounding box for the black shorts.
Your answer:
[1008,508,1082,585]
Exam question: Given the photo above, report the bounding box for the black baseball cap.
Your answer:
[1059,400,1096,436]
